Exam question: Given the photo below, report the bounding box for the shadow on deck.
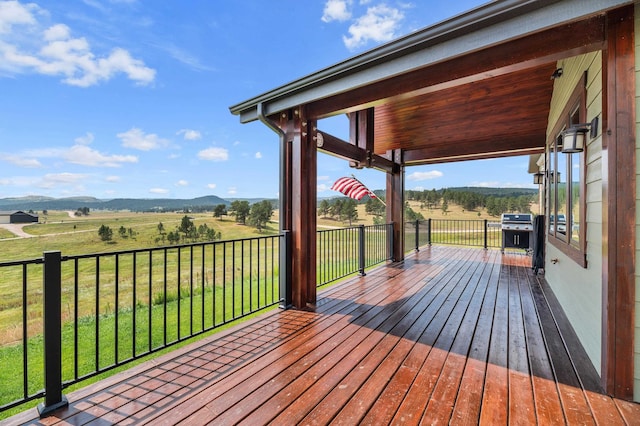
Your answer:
[5,246,640,425]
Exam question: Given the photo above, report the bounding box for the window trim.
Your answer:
[546,73,588,268]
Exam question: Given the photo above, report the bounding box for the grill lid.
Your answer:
[501,213,533,223]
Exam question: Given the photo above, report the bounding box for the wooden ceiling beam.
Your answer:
[317,130,396,173]
[405,147,545,165]
[306,16,605,119]
[403,135,545,164]
[349,108,375,152]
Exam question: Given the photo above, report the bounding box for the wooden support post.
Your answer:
[602,4,635,400]
[283,108,317,308]
[386,150,404,262]
[348,108,375,168]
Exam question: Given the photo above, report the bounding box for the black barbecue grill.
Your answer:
[501,213,533,251]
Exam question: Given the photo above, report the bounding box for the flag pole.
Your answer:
[351,174,386,207]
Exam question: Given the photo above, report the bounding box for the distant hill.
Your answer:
[1,187,536,212]
[441,186,538,197]
[329,186,537,199]
[0,195,232,212]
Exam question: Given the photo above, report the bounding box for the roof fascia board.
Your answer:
[230,0,631,123]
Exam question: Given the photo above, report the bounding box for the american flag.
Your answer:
[331,176,377,201]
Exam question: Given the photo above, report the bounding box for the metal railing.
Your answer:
[0,218,509,416]
[0,224,395,416]
[317,223,394,287]
[404,219,502,251]
[0,235,282,415]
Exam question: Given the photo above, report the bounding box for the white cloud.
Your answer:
[407,170,443,181]
[149,187,169,194]
[470,181,535,189]
[318,183,330,192]
[322,0,352,22]
[159,43,214,72]
[343,5,404,50]
[106,175,120,182]
[65,144,138,167]
[81,0,109,14]
[198,146,229,161]
[0,153,42,167]
[117,128,168,151]
[39,172,87,188]
[0,1,38,34]
[0,3,155,86]
[227,186,237,195]
[255,151,262,159]
[177,129,202,141]
[74,132,94,145]
[469,181,498,187]
[176,179,188,187]
[2,138,137,168]
[207,183,216,189]
[318,175,330,182]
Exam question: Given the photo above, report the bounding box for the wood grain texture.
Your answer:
[6,247,637,426]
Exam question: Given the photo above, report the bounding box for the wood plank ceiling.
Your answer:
[374,63,557,165]
[229,10,608,168]
[300,15,606,167]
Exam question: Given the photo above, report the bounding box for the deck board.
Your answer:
[6,246,640,426]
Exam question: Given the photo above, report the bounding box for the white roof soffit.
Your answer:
[229,0,631,123]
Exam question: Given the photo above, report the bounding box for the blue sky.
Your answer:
[0,0,536,200]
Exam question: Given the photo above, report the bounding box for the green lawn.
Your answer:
[0,210,392,420]
[0,274,280,419]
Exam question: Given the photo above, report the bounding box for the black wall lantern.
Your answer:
[560,116,599,153]
[533,172,544,184]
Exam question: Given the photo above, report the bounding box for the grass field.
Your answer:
[0,201,530,418]
[0,202,519,342]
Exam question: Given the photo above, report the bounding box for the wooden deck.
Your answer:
[6,246,640,425]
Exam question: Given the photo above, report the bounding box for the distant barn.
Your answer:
[0,211,39,224]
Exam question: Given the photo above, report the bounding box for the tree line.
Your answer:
[318,198,358,225]
[406,188,534,216]
[97,200,276,245]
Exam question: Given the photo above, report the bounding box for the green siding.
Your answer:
[545,52,603,376]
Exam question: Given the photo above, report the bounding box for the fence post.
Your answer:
[427,218,432,246]
[279,231,292,309]
[484,219,488,249]
[387,223,395,262]
[358,225,366,276]
[38,251,68,417]
[415,220,420,252]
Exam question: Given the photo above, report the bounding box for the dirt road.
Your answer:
[0,223,33,238]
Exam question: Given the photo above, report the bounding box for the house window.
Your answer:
[546,75,587,267]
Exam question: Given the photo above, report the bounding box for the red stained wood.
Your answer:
[603,4,636,401]
[373,65,555,158]
[302,17,605,164]
[7,247,640,426]
[386,152,404,262]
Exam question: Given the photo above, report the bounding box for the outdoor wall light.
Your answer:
[549,171,560,184]
[533,172,544,185]
[560,116,599,153]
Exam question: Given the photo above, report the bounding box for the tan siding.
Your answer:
[586,156,603,185]
[545,51,603,376]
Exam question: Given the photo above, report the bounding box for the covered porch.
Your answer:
[229,0,637,401]
[6,246,640,425]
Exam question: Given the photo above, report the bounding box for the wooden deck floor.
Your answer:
[6,246,640,425]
